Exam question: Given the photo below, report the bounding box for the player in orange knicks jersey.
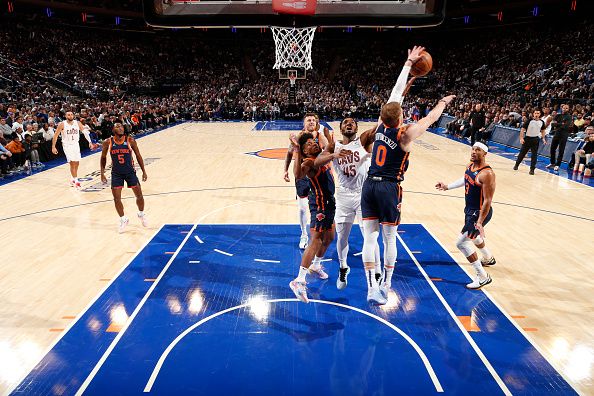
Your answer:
[100,123,148,233]
[289,131,350,303]
[436,142,496,289]
[361,46,456,305]
[283,113,330,250]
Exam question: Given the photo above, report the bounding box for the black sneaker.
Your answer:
[513,165,518,170]
[481,257,496,267]
[336,267,350,290]
[529,169,535,175]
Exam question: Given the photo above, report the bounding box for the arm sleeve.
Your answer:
[81,127,92,143]
[387,65,412,104]
[447,177,465,190]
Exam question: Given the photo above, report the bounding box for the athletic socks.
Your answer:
[383,264,395,288]
[296,266,309,282]
[310,256,323,270]
[471,259,488,280]
[478,246,493,261]
[365,264,379,290]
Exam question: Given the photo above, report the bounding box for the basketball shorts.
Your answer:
[361,178,402,225]
[310,198,335,232]
[295,177,310,199]
[335,189,362,224]
[462,207,493,239]
[112,171,139,189]
[63,144,81,162]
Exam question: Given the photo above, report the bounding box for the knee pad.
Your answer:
[472,235,484,246]
[362,220,379,263]
[382,225,398,265]
[456,234,475,257]
[297,197,308,212]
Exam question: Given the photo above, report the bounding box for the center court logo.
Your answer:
[81,158,160,192]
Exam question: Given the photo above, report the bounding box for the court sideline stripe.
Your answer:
[421,224,579,393]
[74,202,247,396]
[1,185,591,223]
[142,298,444,393]
[4,224,166,396]
[397,231,513,396]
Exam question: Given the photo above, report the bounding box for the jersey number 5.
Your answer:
[118,154,125,164]
[375,145,387,166]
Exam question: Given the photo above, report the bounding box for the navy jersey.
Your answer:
[109,136,135,174]
[306,160,335,211]
[368,124,410,181]
[464,164,492,210]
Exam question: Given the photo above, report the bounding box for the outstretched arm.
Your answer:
[100,140,110,183]
[435,177,464,191]
[400,95,456,151]
[78,122,93,148]
[387,46,424,104]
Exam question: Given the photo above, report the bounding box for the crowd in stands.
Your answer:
[0,17,592,177]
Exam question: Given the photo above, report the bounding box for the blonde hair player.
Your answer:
[361,46,456,305]
[51,111,96,188]
[283,113,329,249]
[435,142,496,289]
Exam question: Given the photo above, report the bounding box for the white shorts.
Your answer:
[63,144,81,162]
[335,189,362,224]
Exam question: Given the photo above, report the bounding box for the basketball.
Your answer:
[410,50,433,77]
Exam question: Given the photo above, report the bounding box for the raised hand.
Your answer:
[334,149,352,159]
[407,46,426,63]
[440,95,456,106]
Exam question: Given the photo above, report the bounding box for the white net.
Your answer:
[271,26,316,70]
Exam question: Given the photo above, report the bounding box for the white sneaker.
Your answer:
[74,181,81,189]
[379,283,390,299]
[466,273,492,289]
[299,235,308,249]
[336,267,350,290]
[367,288,387,305]
[309,265,329,280]
[554,166,559,172]
[289,280,309,303]
[70,179,75,187]
[481,256,496,267]
[118,217,129,233]
[138,213,148,227]
[545,164,553,169]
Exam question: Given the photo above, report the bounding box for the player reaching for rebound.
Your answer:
[283,113,330,249]
[289,132,350,303]
[100,123,148,233]
[361,46,456,305]
[51,111,96,188]
[436,142,495,289]
[314,117,381,290]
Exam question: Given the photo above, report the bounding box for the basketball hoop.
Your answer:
[271,26,316,70]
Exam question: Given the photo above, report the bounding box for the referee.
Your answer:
[513,109,547,175]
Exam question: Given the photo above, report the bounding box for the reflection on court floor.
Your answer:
[11,224,576,395]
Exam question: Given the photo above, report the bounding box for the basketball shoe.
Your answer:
[289,280,309,303]
[466,273,492,289]
[336,267,350,290]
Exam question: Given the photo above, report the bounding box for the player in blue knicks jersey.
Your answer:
[288,132,351,303]
[360,45,456,305]
[100,123,148,233]
[436,142,496,289]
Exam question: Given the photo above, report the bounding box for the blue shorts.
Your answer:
[112,172,139,189]
[361,178,402,225]
[462,207,493,239]
[295,177,310,198]
[310,205,335,232]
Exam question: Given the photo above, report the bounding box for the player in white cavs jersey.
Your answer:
[314,117,380,289]
[51,111,95,188]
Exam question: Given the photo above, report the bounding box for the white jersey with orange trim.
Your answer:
[61,120,81,146]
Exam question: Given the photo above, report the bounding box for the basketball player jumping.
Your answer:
[313,118,381,290]
[283,113,329,249]
[435,142,495,289]
[361,46,456,305]
[289,132,350,303]
[100,123,148,233]
[51,111,96,188]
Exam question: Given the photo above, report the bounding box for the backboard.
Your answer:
[143,0,446,29]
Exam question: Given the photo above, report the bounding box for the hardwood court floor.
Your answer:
[0,121,592,395]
